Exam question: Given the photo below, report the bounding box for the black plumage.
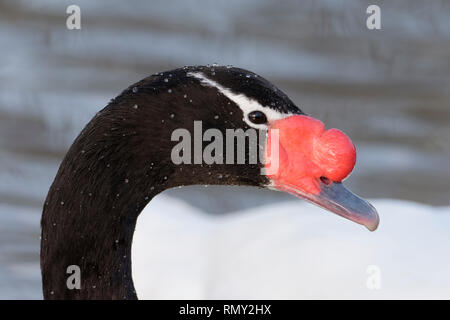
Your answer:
[41,66,304,299]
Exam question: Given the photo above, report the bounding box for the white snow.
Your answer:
[1,192,450,299]
[133,195,450,299]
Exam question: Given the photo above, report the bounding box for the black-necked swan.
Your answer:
[40,66,379,299]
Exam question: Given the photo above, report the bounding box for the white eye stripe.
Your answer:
[187,72,292,129]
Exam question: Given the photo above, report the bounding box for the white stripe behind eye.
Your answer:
[187,72,291,129]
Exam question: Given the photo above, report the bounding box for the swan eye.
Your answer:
[248,111,267,124]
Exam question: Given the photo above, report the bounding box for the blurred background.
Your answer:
[0,0,449,299]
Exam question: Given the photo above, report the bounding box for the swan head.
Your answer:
[158,66,379,231]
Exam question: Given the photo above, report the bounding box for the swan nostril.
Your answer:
[320,176,332,185]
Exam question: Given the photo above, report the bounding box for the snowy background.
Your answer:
[0,0,449,299]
